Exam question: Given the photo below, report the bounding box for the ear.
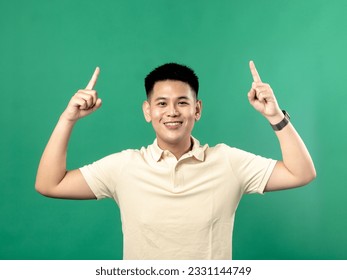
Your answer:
[142,100,152,122]
[195,100,202,121]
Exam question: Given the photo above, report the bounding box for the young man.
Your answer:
[35,61,316,259]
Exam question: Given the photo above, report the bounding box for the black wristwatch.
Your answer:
[270,110,290,131]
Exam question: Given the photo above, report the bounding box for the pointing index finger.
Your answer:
[86,67,100,90]
[249,60,262,83]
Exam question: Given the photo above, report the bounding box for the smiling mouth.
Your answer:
[163,121,183,128]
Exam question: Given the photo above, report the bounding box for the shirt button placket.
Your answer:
[173,166,176,189]
[165,151,178,190]
[173,162,181,189]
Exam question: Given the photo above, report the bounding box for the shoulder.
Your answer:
[206,143,271,167]
[91,148,143,165]
[207,143,251,157]
[101,148,146,161]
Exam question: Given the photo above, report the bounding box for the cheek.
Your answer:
[150,109,163,121]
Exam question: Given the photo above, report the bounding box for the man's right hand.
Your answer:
[61,67,102,122]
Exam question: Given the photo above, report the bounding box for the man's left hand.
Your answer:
[248,61,284,124]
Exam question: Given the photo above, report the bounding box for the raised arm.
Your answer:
[35,67,102,199]
[247,61,316,192]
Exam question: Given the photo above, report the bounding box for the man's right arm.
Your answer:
[35,67,102,199]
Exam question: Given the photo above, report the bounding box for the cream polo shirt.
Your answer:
[80,137,276,260]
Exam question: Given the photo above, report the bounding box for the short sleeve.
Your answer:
[224,145,277,194]
[79,153,125,200]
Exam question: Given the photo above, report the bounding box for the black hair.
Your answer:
[144,62,199,99]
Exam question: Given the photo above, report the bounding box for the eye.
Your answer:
[157,102,167,107]
[178,101,189,106]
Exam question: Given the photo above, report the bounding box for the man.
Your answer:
[35,61,316,259]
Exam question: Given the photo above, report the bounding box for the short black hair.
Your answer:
[144,62,199,99]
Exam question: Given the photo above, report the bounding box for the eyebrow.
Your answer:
[154,96,190,102]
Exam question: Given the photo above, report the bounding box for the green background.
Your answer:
[1,0,346,260]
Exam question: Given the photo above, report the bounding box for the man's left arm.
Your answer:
[248,61,316,192]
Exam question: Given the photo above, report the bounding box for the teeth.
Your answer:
[165,122,181,126]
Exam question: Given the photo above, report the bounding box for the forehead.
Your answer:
[150,80,196,100]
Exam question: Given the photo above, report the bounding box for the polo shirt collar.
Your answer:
[150,136,206,162]
[190,137,206,161]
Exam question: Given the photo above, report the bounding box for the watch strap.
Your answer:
[270,110,290,131]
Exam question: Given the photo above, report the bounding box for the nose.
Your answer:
[167,104,179,117]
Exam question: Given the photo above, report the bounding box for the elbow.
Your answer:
[311,167,317,181]
[35,181,46,196]
[301,166,317,186]
[35,179,53,197]
[35,173,45,195]
[309,164,317,182]
[35,178,41,193]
